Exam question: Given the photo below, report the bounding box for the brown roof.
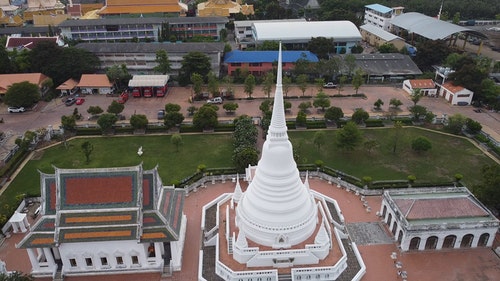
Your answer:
[56,78,79,90]
[67,3,82,16]
[98,0,181,14]
[442,81,467,93]
[395,197,489,220]
[0,73,49,94]
[77,74,112,88]
[5,36,58,50]
[409,79,435,89]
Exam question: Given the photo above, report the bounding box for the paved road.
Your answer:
[0,85,499,141]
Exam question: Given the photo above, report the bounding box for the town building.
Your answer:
[359,23,406,51]
[74,42,225,76]
[4,36,63,51]
[23,0,66,25]
[97,0,186,17]
[197,0,254,17]
[251,21,362,53]
[233,19,306,50]
[224,50,319,76]
[380,187,498,251]
[363,3,404,32]
[77,74,113,95]
[438,82,474,106]
[58,16,228,42]
[402,79,437,97]
[199,44,366,281]
[0,73,51,96]
[17,164,187,279]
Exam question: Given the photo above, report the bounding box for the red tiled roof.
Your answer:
[5,36,58,50]
[395,197,489,220]
[409,79,435,89]
[442,81,465,93]
[77,74,112,88]
[63,176,134,206]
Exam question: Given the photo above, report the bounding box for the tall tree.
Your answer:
[244,74,256,98]
[207,72,220,97]
[191,73,204,96]
[130,114,149,130]
[106,64,131,91]
[414,40,451,71]
[171,133,183,152]
[352,68,364,95]
[282,76,292,97]
[336,121,363,151]
[97,113,118,132]
[324,106,344,124]
[81,141,94,164]
[107,101,125,115]
[262,72,275,98]
[193,104,218,130]
[297,74,309,96]
[313,92,331,112]
[307,37,335,59]
[3,81,40,107]
[179,52,211,86]
[313,131,326,150]
[0,45,12,73]
[391,121,403,154]
[153,49,171,74]
[473,164,500,212]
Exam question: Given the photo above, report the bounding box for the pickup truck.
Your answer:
[323,82,337,89]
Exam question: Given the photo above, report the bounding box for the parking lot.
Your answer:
[0,85,499,142]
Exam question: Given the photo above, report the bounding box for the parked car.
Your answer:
[65,97,76,106]
[323,82,337,88]
[157,110,165,120]
[207,97,223,104]
[117,92,129,104]
[76,98,85,105]
[8,106,25,113]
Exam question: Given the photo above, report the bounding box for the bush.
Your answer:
[179,124,202,133]
[306,120,327,129]
[75,127,101,136]
[364,119,385,127]
[214,123,235,132]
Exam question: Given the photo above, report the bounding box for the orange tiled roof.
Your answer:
[56,78,79,90]
[409,79,435,89]
[77,74,112,88]
[0,73,49,94]
[442,81,465,93]
[65,215,132,224]
[64,230,132,239]
[99,5,182,14]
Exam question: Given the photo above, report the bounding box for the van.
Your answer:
[207,97,223,104]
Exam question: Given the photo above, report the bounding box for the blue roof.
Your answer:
[224,51,319,63]
[365,4,392,14]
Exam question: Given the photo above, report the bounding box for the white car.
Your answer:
[8,106,25,113]
[323,82,337,89]
[207,97,223,104]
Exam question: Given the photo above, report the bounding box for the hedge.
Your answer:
[364,119,385,127]
[306,121,327,129]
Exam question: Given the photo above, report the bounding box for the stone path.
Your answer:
[346,222,394,245]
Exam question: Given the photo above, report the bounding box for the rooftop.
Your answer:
[224,50,319,63]
[365,3,392,14]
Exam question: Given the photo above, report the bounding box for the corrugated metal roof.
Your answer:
[129,75,169,87]
[58,16,228,27]
[252,21,362,43]
[360,24,402,42]
[224,50,319,63]
[365,4,392,14]
[390,12,471,40]
[337,53,422,76]
[75,42,225,54]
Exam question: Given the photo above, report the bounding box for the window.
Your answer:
[85,258,93,267]
[132,256,139,265]
[100,257,108,266]
[116,256,124,265]
[69,258,77,267]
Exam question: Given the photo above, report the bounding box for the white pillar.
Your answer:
[154,242,163,265]
[43,248,56,266]
[436,235,444,250]
[418,236,426,251]
[27,248,40,270]
[471,235,479,248]
[22,216,30,232]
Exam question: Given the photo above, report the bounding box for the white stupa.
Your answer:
[235,44,318,248]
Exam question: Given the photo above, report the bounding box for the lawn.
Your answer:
[0,127,497,211]
[289,127,496,186]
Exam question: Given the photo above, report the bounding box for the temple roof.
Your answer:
[98,0,183,15]
[18,165,184,248]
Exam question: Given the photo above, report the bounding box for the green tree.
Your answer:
[191,73,204,96]
[106,64,131,91]
[244,74,256,98]
[61,115,76,131]
[153,49,171,74]
[473,164,500,212]
[389,98,403,109]
[298,101,312,113]
[409,105,428,121]
[87,106,103,117]
[378,43,399,53]
[313,91,331,112]
[307,37,335,59]
[4,81,40,107]
[337,75,347,95]
[187,105,197,116]
[282,76,292,97]
[391,121,404,154]
[313,130,326,150]
[223,102,238,113]
[374,98,384,110]
[233,146,259,172]
[262,72,275,98]
[480,78,500,110]
[0,45,12,74]
[343,54,357,76]
[81,141,94,164]
[411,136,432,153]
[297,74,309,96]
[352,68,364,95]
[97,113,118,132]
[258,40,280,50]
[165,103,181,113]
[414,40,451,71]
[336,121,363,151]
[164,112,184,129]
[107,100,125,115]
[315,78,325,92]
[324,106,344,124]
[179,52,211,85]
[171,133,183,152]
[364,139,379,154]
[233,115,258,149]
[207,72,220,97]
[351,108,369,124]
[10,48,31,73]
[0,271,34,281]
[465,118,482,134]
[130,114,148,130]
[296,111,307,126]
[445,113,467,134]
[411,88,422,105]
[193,104,218,130]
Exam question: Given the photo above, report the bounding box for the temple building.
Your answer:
[199,44,366,281]
[197,0,254,17]
[98,0,186,17]
[16,164,187,279]
[381,187,499,252]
